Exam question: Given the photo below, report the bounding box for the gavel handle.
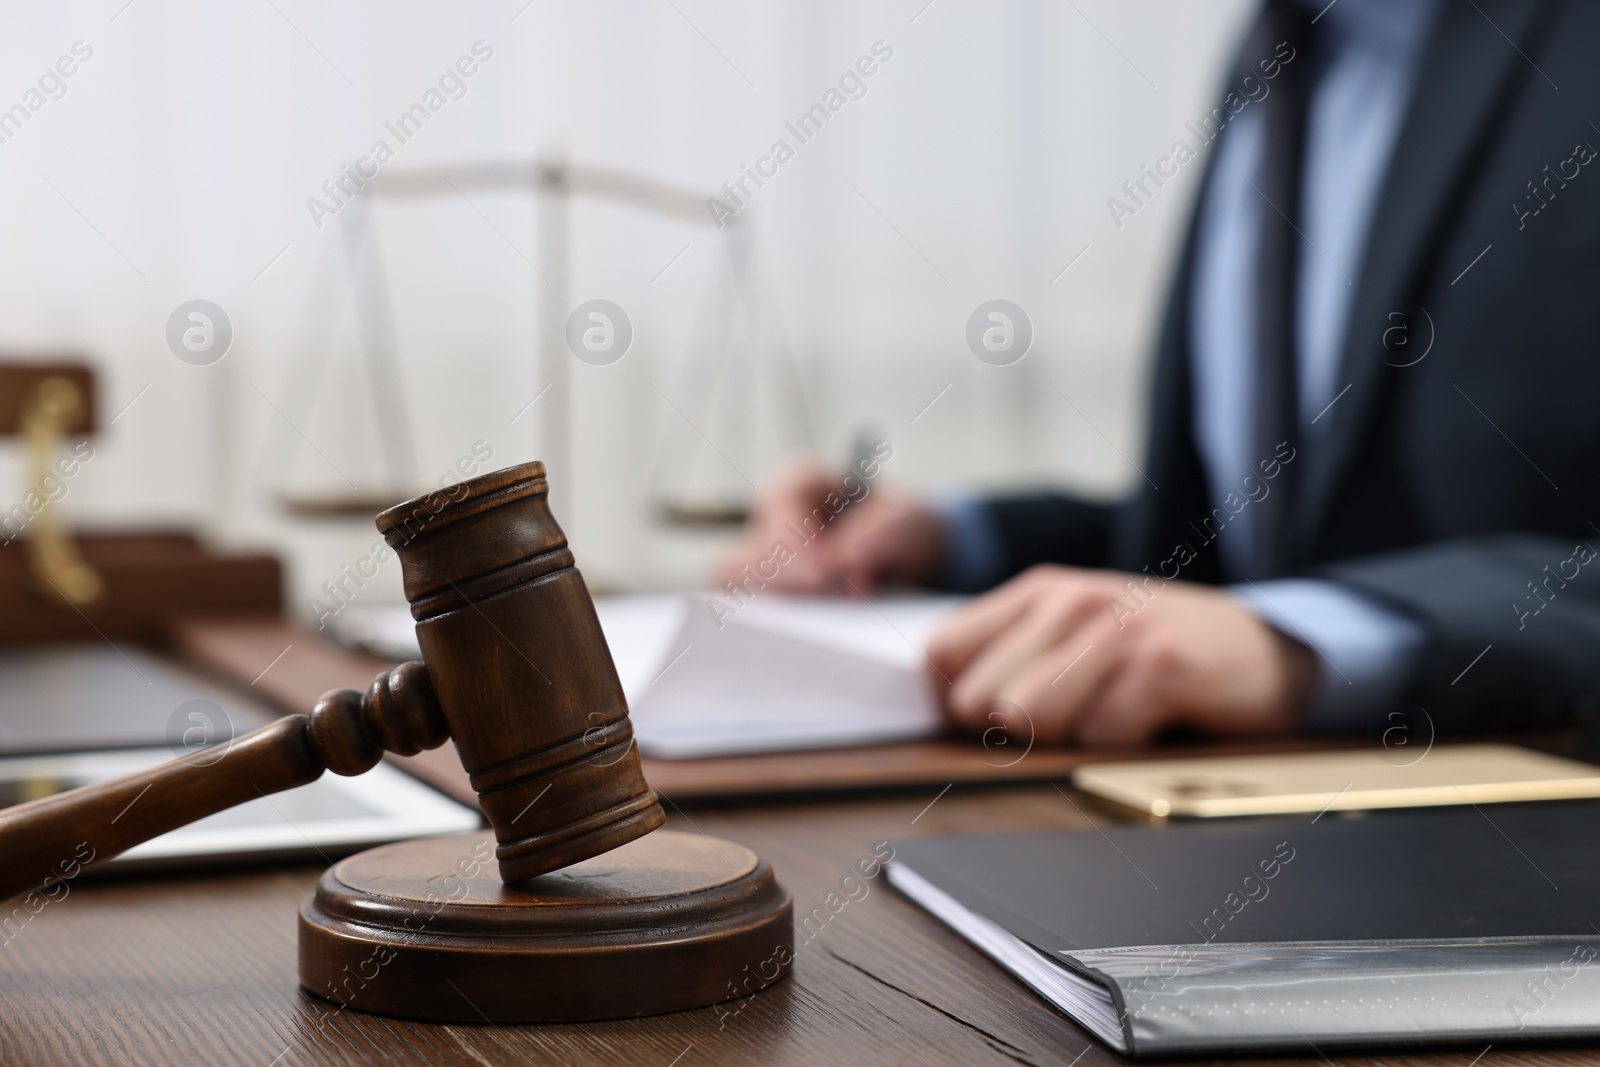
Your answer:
[0,717,325,902]
[0,664,449,904]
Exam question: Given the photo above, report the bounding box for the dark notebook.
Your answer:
[889,802,1600,1057]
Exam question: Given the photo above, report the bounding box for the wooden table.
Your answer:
[1,779,1581,1067]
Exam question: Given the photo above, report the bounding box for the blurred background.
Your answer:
[0,0,1252,621]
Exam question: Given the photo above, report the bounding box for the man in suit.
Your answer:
[717,0,1600,747]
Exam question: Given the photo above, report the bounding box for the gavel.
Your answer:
[0,462,792,1022]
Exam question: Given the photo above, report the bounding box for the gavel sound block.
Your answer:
[0,462,792,1022]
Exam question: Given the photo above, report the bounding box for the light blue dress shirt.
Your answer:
[940,0,1440,731]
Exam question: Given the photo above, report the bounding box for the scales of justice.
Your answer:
[0,462,794,1021]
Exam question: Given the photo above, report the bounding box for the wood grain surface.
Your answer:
[1,781,1588,1067]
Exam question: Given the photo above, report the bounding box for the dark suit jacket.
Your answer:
[981,0,1600,734]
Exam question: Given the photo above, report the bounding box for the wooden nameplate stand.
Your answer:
[0,462,792,1021]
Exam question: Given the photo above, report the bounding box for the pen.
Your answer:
[844,429,878,501]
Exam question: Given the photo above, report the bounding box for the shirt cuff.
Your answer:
[1230,578,1428,733]
[932,497,1008,593]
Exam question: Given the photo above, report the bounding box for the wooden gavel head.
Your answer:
[316,460,666,882]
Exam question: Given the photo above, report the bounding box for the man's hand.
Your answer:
[714,459,945,594]
[925,565,1316,748]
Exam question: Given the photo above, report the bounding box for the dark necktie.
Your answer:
[1245,0,1315,579]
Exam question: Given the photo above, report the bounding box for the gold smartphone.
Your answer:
[1072,744,1600,818]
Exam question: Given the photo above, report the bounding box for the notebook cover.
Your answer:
[891,803,1600,1055]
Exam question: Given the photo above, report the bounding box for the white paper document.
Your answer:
[331,592,964,759]
[625,593,963,758]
